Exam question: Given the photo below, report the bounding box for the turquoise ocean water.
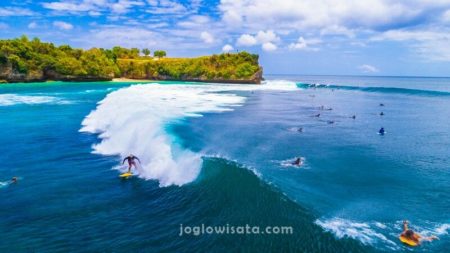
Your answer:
[0,76,449,252]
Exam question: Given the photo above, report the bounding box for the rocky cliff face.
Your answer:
[1,56,263,84]
[0,64,113,83]
[121,69,263,84]
[0,65,262,84]
[0,63,44,82]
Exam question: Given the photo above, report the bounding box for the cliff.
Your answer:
[116,53,262,84]
[0,36,262,84]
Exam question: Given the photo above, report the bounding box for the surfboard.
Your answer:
[119,172,133,178]
[399,235,418,247]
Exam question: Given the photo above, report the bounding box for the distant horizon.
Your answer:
[1,35,449,79]
[1,0,450,76]
[263,73,450,79]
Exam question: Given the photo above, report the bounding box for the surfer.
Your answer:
[400,220,438,245]
[122,154,141,173]
[0,177,18,188]
[380,112,384,116]
[314,113,321,117]
[351,115,356,119]
[379,127,385,135]
[292,158,303,166]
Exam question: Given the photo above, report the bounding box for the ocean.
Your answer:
[0,75,449,252]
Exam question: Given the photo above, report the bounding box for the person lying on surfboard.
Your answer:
[292,158,303,166]
[122,154,141,173]
[400,220,438,246]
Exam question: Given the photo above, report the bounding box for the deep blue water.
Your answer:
[0,76,449,252]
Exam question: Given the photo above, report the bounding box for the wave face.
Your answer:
[0,94,69,106]
[181,157,368,253]
[297,83,450,96]
[80,82,297,186]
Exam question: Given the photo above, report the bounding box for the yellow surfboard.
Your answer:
[119,172,133,178]
[399,235,418,247]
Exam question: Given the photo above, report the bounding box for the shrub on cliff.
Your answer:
[0,36,261,83]
[116,52,261,81]
[0,36,118,80]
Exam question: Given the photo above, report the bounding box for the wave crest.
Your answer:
[0,94,69,106]
[297,83,450,96]
[80,82,298,186]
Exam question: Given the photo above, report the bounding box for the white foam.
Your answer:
[0,177,22,189]
[0,94,69,106]
[434,223,450,235]
[315,218,397,248]
[80,81,297,186]
[279,157,306,168]
[0,182,10,188]
[413,221,450,237]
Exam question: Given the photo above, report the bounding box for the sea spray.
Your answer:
[80,82,298,186]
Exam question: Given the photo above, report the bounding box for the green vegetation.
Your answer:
[142,48,151,57]
[153,50,167,58]
[0,36,262,83]
[117,52,261,81]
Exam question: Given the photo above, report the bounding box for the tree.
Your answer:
[142,48,150,57]
[130,48,140,58]
[154,50,166,58]
[20,35,29,43]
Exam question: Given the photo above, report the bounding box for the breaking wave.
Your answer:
[80,81,298,186]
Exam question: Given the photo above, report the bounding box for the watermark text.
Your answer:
[179,224,293,236]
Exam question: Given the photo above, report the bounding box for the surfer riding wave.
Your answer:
[122,154,141,173]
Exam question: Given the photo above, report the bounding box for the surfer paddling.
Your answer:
[292,157,303,166]
[400,220,438,246]
[122,154,141,173]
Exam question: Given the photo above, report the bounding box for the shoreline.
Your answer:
[111,78,157,83]
[1,77,261,84]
